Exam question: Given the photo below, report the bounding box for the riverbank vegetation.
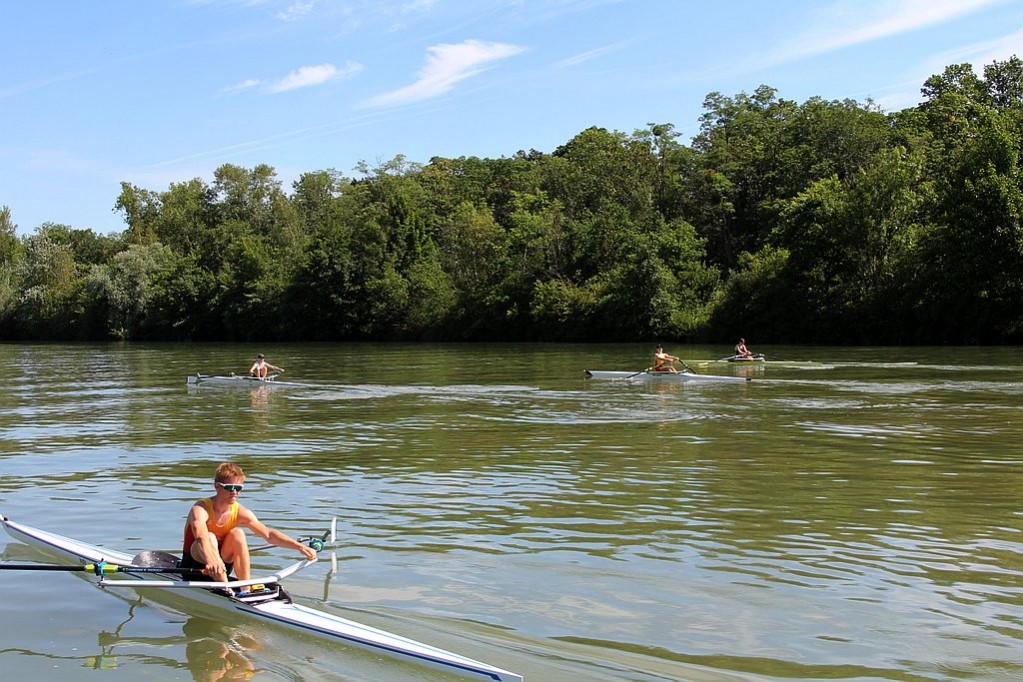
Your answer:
[3,58,1022,344]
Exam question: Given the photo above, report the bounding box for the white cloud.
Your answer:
[218,78,261,96]
[923,24,1023,72]
[401,0,438,11]
[276,0,316,21]
[769,0,1005,66]
[866,24,1023,112]
[0,68,96,98]
[361,39,525,108]
[556,41,628,68]
[267,61,364,93]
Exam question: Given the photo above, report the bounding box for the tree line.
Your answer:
[2,58,1023,344]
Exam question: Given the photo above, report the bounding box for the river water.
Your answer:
[0,343,1021,681]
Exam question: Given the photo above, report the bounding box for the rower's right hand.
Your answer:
[207,560,228,582]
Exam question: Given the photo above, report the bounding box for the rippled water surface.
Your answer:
[1,343,1022,681]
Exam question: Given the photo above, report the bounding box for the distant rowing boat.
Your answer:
[186,373,310,388]
[695,357,825,367]
[584,370,751,383]
[1,514,522,682]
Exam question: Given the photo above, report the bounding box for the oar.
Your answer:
[678,358,699,374]
[623,367,651,379]
[0,561,205,576]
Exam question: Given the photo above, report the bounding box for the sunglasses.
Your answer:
[216,482,244,492]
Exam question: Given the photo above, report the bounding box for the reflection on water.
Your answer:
[1,343,1023,681]
[90,602,263,680]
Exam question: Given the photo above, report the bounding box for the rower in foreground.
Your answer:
[1,505,523,680]
[184,462,316,595]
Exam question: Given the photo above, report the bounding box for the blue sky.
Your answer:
[3,0,1022,236]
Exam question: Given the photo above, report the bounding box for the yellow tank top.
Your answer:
[182,498,238,553]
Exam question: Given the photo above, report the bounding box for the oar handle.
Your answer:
[250,519,337,553]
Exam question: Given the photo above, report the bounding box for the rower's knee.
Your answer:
[220,528,248,558]
[230,527,248,544]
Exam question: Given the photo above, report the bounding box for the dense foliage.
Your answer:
[4,58,1023,344]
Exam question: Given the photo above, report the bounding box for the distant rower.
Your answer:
[654,345,679,373]
[735,338,754,359]
[249,353,283,378]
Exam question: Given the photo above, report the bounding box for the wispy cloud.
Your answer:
[401,0,438,11]
[267,61,364,93]
[767,0,1005,67]
[923,24,1023,73]
[146,107,442,170]
[689,0,1008,89]
[867,23,1023,111]
[556,41,629,68]
[219,78,261,96]
[276,0,316,21]
[0,68,96,98]
[361,39,525,108]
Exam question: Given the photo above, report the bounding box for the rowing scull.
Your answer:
[584,370,751,383]
[1,514,522,682]
[696,356,825,367]
[187,373,312,388]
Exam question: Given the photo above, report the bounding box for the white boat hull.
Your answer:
[186,374,309,388]
[1,514,521,682]
[584,370,751,383]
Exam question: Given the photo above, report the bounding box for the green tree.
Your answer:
[689,87,891,271]
[530,278,598,339]
[13,226,86,338]
[88,242,177,339]
[764,146,927,342]
[983,56,1023,109]
[906,60,1023,341]
[438,201,510,338]
[291,170,347,235]
[0,206,20,265]
[709,246,795,341]
[548,126,658,222]
[0,206,20,330]
[216,234,290,339]
[688,86,793,267]
[115,183,162,245]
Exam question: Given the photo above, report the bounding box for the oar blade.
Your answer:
[132,550,183,569]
